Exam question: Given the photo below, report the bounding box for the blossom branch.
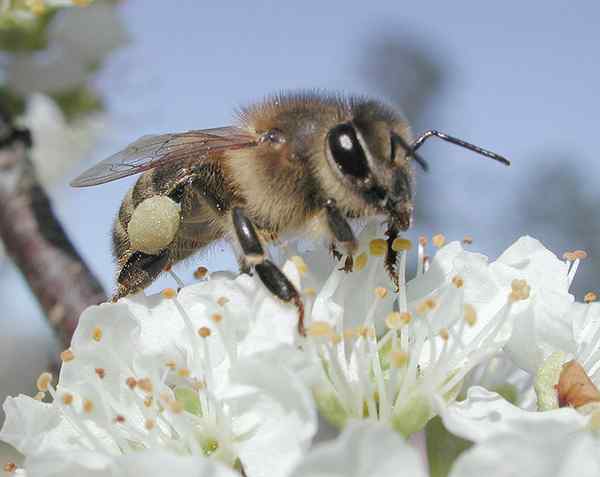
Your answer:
[0,107,106,348]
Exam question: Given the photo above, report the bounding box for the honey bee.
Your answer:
[71,92,509,334]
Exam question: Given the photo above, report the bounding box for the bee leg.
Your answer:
[232,207,305,336]
[384,225,400,290]
[113,250,170,301]
[324,199,358,272]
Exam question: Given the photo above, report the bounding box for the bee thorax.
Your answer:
[127,196,181,255]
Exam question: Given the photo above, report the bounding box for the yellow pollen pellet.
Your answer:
[95,368,106,379]
[418,235,428,247]
[391,238,412,252]
[169,400,184,414]
[137,377,153,393]
[391,351,409,368]
[291,255,309,275]
[307,321,335,337]
[462,235,473,245]
[34,391,45,401]
[375,287,388,299]
[439,328,449,341]
[165,360,177,369]
[194,266,209,279]
[432,234,446,248]
[354,252,368,271]
[210,313,223,323]
[83,399,94,413]
[145,418,156,431]
[178,368,191,378]
[114,415,126,424]
[92,326,103,342]
[36,372,52,392]
[62,393,74,406]
[3,462,17,473]
[464,304,477,326]
[198,326,211,338]
[369,239,387,256]
[60,349,75,362]
[584,292,598,303]
[452,275,464,288]
[216,296,229,306]
[126,377,137,389]
[162,288,177,299]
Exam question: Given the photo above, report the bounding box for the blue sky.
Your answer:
[2,0,599,400]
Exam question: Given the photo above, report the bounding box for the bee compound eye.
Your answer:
[327,123,369,179]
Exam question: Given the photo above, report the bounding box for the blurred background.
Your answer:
[1,0,599,457]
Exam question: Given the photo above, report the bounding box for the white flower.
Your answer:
[19,93,105,187]
[443,387,600,477]
[0,270,316,477]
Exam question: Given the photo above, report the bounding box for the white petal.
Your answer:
[115,451,238,477]
[289,420,427,477]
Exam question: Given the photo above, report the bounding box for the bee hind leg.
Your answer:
[113,250,170,301]
[231,207,305,336]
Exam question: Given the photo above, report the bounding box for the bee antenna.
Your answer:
[411,130,510,166]
[391,133,429,172]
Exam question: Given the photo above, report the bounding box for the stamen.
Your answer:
[439,328,449,341]
[462,235,473,245]
[145,418,156,430]
[390,351,409,368]
[464,304,477,326]
[354,253,368,271]
[194,266,209,279]
[452,275,464,288]
[585,292,598,303]
[375,287,388,299]
[178,368,191,378]
[60,349,75,362]
[508,279,531,302]
[83,399,94,413]
[165,360,177,370]
[162,288,178,299]
[198,327,212,338]
[391,238,412,252]
[95,368,106,379]
[126,377,137,389]
[92,326,103,342]
[137,378,153,394]
[369,239,387,256]
[114,415,126,424]
[3,463,17,473]
[216,296,229,306]
[307,321,335,338]
[210,313,223,323]
[432,234,446,248]
[36,372,52,392]
[169,400,184,414]
[61,393,74,406]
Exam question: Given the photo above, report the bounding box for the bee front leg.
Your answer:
[113,249,170,301]
[324,199,357,272]
[231,207,305,336]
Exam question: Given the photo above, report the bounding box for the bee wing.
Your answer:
[70,126,258,187]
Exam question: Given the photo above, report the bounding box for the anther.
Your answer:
[165,360,177,369]
[290,256,309,275]
[307,321,335,338]
[574,250,588,260]
[585,292,598,304]
[391,238,412,252]
[162,288,177,299]
[210,313,223,323]
[194,266,209,279]
[3,462,17,473]
[391,351,409,368]
[60,349,75,362]
[509,279,531,302]
[198,327,211,338]
[126,377,137,389]
[95,368,106,379]
[163,264,172,272]
[369,239,387,256]
[137,378,153,394]
[432,234,446,248]
[143,396,153,407]
[145,418,156,430]
[114,415,126,424]
[36,372,52,392]
[216,296,229,306]
[464,304,477,326]
[439,328,449,341]
[83,399,94,413]
[178,368,191,378]
[61,393,74,406]
[418,236,428,247]
[169,400,184,414]
[92,326,103,342]
[462,235,473,245]
[375,287,388,299]
[452,275,464,288]
[354,252,368,271]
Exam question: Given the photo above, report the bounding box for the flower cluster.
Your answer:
[2,223,599,476]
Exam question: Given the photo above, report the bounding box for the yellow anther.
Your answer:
[145,418,156,431]
[369,239,387,256]
[385,312,403,329]
[169,400,184,414]
[391,238,412,252]
[165,360,177,369]
[36,372,52,392]
[574,250,588,260]
[418,235,428,247]
[464,304,477,326]
[126,377,137,389]
[92,326,103,342]
[391,351,409,368]
[563,252,577,262]
[375,287,388,299]
[210,313,223,323]
[83,399,94,413]
[354,252,368,271]
[509,279,531,302]
[216,296,229,306]
[3,462,17,473]
[178,368,191,378]
[439,328,449,341]
[426,298,437,310]
[143,396,153,408]
[198,326,211,338]
[137,377,153,394]
[462,235,473,245]
[585,292,598,304]
[95,368,106,379]
[60,349,75,362]
[290,255,309,275]
[432,234,446,248]
[194,266,209,279]
[452,275,464,288]
[416,301,430,316]
[162,288,177,299]
[307,321,335,338]
[61,393,74,406]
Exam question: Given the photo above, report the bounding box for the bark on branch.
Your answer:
[0,109,106,348]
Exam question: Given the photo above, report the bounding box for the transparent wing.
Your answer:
[70,126,257,187]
